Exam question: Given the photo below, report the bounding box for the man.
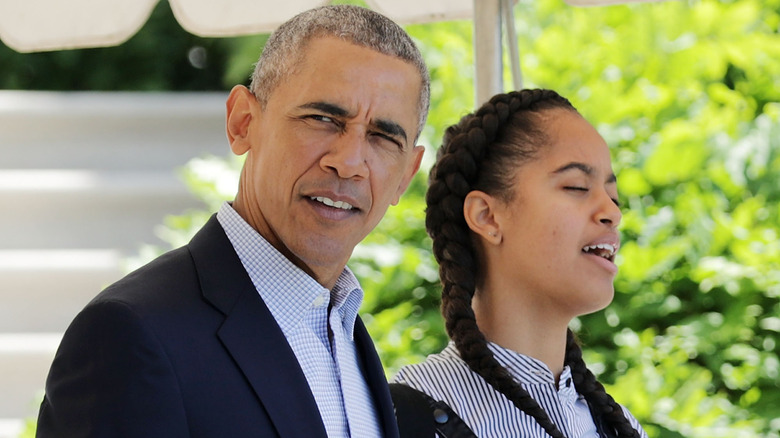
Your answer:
[36,5,429,437]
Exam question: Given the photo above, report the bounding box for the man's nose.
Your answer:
[319,130,369,179]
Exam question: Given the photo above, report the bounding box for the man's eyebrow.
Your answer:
[373,119,408,146]
[553,161,617,183]
[298,101,350,117]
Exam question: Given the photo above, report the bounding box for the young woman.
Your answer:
[392,89,647,438]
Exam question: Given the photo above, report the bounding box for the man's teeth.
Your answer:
[311,196,354,210]
[582,243,616,258]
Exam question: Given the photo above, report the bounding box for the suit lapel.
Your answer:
[354,318,400,438]
[218,290,328,438]
[188,215,328,438]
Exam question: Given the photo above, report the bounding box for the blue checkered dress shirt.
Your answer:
[217,202,382,437]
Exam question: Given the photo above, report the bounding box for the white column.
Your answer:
[473,0,503,106]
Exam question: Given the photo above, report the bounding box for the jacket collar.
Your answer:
[188,214,399,438]
[354,317,401,438]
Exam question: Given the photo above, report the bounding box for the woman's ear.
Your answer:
[226,85,257,156]
[463,191,502,245]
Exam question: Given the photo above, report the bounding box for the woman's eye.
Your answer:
[564,186,589,192]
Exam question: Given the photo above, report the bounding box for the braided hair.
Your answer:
[425,89,641,438]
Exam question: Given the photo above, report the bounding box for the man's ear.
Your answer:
[463,191,502,244]
[226,85,257,156]
[390,145,425,205]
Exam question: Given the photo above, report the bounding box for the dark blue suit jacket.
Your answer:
[37,215,399,438]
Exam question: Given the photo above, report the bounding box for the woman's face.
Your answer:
[489,108,622,320]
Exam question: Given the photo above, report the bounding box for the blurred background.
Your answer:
[1,0,778,436]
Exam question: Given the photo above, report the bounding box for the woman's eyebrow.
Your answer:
[552,162,593,176]
[552,161,617,183]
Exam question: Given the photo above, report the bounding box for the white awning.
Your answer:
[0,0,476,52]
[0,0,656,52]
[0,0,662,103]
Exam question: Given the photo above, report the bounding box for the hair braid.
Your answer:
[427,89,641,438]
[565,330,642,438]
[426,89,573,438]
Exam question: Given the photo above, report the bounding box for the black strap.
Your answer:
[390,383,436,438]
[587,400,618,438]
[390,383,478,438]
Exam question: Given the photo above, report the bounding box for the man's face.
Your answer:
[232,37,424,288]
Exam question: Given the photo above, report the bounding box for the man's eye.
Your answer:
[564,186,589,192]
[371,132,403,150]
[309,115,334,123]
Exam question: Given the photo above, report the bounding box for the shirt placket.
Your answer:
[557,374,589,438]
[304,291,350,437]
[329,306,380,437]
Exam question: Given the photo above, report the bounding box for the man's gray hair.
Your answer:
[249,4,430,140]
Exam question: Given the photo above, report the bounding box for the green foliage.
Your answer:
[352,172,447,371]
[498,1,780,436]
[117,1,780,436]
[9,0,779,436]
[367,1,780,436]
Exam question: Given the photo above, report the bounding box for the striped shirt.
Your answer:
[217,202,382,438]
[393,342,647,438]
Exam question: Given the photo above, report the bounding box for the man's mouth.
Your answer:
[582,243,617,262]
[310,196,354,210]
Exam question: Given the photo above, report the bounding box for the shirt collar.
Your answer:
[331,269,364,340]
[444,341,575,390]
[216,202,364,339]
[488,342,575,391]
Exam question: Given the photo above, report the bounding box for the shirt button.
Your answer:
[312,294,326,307]
[433,408,449,424]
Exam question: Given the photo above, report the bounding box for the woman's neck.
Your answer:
[472,287,571,383]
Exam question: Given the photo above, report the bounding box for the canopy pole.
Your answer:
[502,0,523,90]
[473,0,503,106]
